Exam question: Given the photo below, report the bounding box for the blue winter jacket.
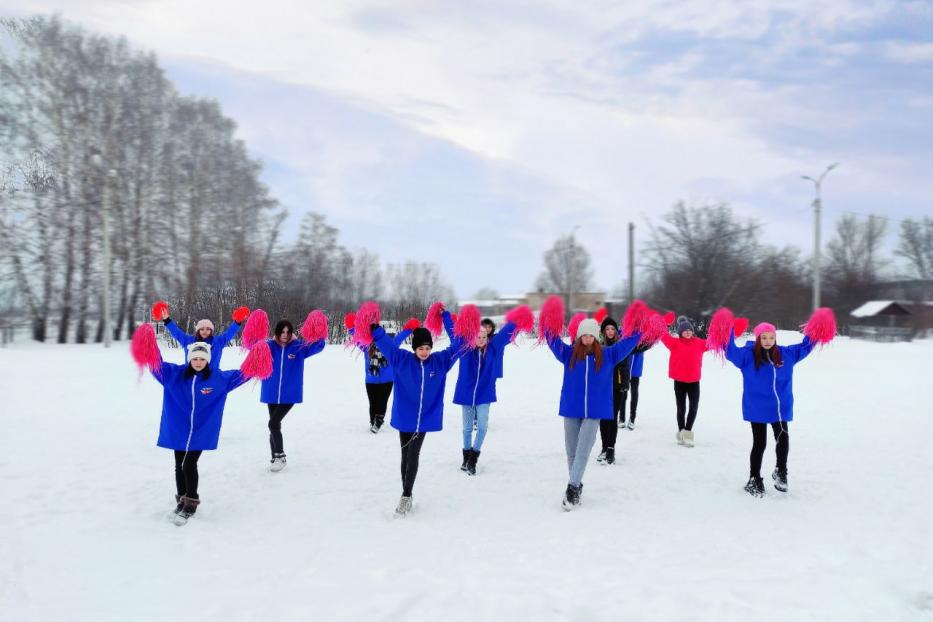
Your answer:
[548,334,641,420]
[452,323,517,406]
[164,318,241,369]
[372,312,464,433]
[152,360,248,451]
[351,328,412,384]
[260,337,326,404]
[725,331,815,423]
[631,351,645,378]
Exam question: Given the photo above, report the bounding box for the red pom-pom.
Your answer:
[454,304,482,348]
[707,307,735,358]
[352,301,381,347]
[567,313,587,342]
[663,311,676,325]
[344,312,356,329]
[130,323,161,376]
[151,300,169,321]
[733,317,749,337]
[803,307,837,345]
[403,317,420,331]
[300,310,329,343]
[424,302,445,338]
[241,340,273,380]
[594,307,608,325]
[639,312,668,346]
[622,300,651,337]
[242,309,269,349]
[505,305,534,342]
[232,306,250,323]
[537,295,565,343]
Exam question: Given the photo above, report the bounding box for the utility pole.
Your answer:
[568,225,580,312]
[801,163,838,311]
[628,222,635,302]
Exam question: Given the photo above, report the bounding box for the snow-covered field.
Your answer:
[1,333,932,621]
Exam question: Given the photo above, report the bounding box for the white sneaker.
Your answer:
[270,454,287,472]
[677,430,685,445]
[596,450,606,464]
[618,419,626,429]
[626,421,635,430]
[395,495,412,517]
[683,430,694,447]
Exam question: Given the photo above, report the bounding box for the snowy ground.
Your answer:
[1,332,932,621]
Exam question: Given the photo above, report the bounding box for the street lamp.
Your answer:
[801,163,838,311]
[568,225,580,312]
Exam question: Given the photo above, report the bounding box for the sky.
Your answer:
[2,0,932,298]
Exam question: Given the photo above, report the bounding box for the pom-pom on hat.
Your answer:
[187,342,212,363]
[411,327,433,351]
[195,319,214,332]
[676,316,695,336]
[754,322,777,338]
[576,318,600,340]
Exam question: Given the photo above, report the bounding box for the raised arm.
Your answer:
[784,336,815,365]
[491,322,517,350]
[725,330,749,368]
[547,336,572,364]
[393,328,413,347]
[299,338,326,359]
[604,333,641,366]
[163,318,193,348]
[372,326,406,367]
[660,332,677,351]
[213,320,242,349]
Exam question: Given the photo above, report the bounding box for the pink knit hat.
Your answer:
[753,322,776,338]
[195,319,215,332]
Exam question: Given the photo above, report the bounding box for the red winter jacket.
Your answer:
[661,333,709,382]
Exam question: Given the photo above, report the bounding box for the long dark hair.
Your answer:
[753,336,783,369]
[569,339,603,372]
[183,364,212,380]
[274,320,294,339]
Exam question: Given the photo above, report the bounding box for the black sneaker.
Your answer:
[562,484,581,510]
[772,468,788,492]
[461,449,471,472]
[596,450,607,464]
[744,476,765,498]
[605,447,615,465]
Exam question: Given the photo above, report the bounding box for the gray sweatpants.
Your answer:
[563,417,600,486]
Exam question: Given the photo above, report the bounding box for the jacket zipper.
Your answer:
[770,357,782,423]
[183,375,196,454]
[584,357,589,418]
[472,350,482,407]
[277,343,285,403]
[416,360,425,433]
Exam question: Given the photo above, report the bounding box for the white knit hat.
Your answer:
[195,319,215,332]
[187,342,212,363]
[576,318,600,340]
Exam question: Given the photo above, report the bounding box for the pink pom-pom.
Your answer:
[537,295,565,343]
[241,340,273,380]
[803,307,837,345]
[706,307,735,358]
[567,313,587,342]
[242,309,269,349]
[639,312,668,346]
[352,301,382,347]
[300,310,329,343]
[621,300,651,337]
[424,301,445,338]
[130,323,161,375]
[505,305,534,342]
[454,304,482,348]
[594,307,608,325]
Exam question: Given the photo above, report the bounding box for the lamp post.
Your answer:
[568,225,580,312]
[801,163,838,311]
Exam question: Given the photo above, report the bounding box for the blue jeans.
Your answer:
[462,404,491,451]
[563,417,600,486]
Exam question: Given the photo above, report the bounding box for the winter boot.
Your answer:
[605,447,616,465]
[394,495,413,517]
[682,430,695,447]
[677,429,686,445]
[173,494,184,515]
[270,453,287,472]
[466,450,480,476]
[744,476,765,498]
[596,449,607,464]
[374,414,385,432]
[461,449,471,472]
[772,467,788,492]
[562,484,582,511]
[173,496,200,526]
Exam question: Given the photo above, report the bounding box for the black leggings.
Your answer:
[750,422,789,478]
[174,450,203,499]
[599,390,624,450]
[365,382,393,423]
[629,377,640,419]
[399,431,426,497]
[674,381,700,431]
[267,403,294,456]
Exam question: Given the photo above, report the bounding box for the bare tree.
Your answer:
[823,213,887,312]
[895,217,933,279]
[535,234,593,309]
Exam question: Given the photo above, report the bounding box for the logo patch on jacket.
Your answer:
[429,371,436,378]
[200,387,213,395]
[287,354,296,360]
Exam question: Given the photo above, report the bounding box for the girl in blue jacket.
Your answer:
[371,309,464,516]
[548,318,641,510]
[450,320,517,475]
[349,324,414,434]
[157,305,248,369]
[725,322,815,497]
[260,319,326,471]
[149,341,250,525]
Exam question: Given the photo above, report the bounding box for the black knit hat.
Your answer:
[600,316,619,333]
[411,327,433,351]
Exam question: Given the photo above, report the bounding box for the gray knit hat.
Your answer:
[676,316,695,336]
